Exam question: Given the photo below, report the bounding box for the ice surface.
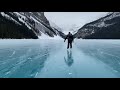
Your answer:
[0,39,120,78]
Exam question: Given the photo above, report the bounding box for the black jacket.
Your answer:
[65,33,74,42]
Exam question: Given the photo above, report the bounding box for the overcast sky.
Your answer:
[45,12,108,30]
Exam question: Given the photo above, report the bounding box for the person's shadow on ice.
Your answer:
[64,50,74,67]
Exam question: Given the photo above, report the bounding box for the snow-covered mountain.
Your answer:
[0,12,65,39]
[60,24,80,35]
[48,20,66,39]
[49,20,62,31]
[74,12,120,39]
[69,24,81,34]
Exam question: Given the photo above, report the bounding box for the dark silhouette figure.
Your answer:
[64,50,74,67]
[64,32,74,49]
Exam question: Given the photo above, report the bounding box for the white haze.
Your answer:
[45,12,108,34]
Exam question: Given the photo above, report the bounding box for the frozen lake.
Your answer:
[0,39,120,78]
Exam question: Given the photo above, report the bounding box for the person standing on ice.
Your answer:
[64,32,74,49]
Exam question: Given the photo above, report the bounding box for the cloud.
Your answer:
[45,12,108,31]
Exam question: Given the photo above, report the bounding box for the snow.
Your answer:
[38,33,62,40]
[30,14,45,24]
[97,22,114,27]
[37,12,42,17]
[52,35,63,40]
[49,20,62,31]
[63,30,77,35]
[1,12,10,18]
[19,17,31,29]
[35,21,53,36]
[104,12,120,21]
[13,12,26,20]
[99,22,105,27]
[63,31,69,35]
[87,12,120,28]
[30,15,63,39]
[30,16,40,24]
[31,15,52,33]
[91,30,94,34]
[33,18,59,39]
[61,24,80,35]
[0,39,120,78]
[0,12,21,25]
[13,12,32,29]
[13,12,47,30]
[89,21,115,27]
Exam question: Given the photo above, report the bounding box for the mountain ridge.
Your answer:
[74,12,120,39]
[0,12,65,39]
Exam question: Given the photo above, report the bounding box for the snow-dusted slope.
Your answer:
[0,12,21,25]
[49,20,62,31]
[0,12,64,39]
[75,12,120,39]
[48,20,66,39]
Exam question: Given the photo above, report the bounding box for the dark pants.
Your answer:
[67,41,72,49]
